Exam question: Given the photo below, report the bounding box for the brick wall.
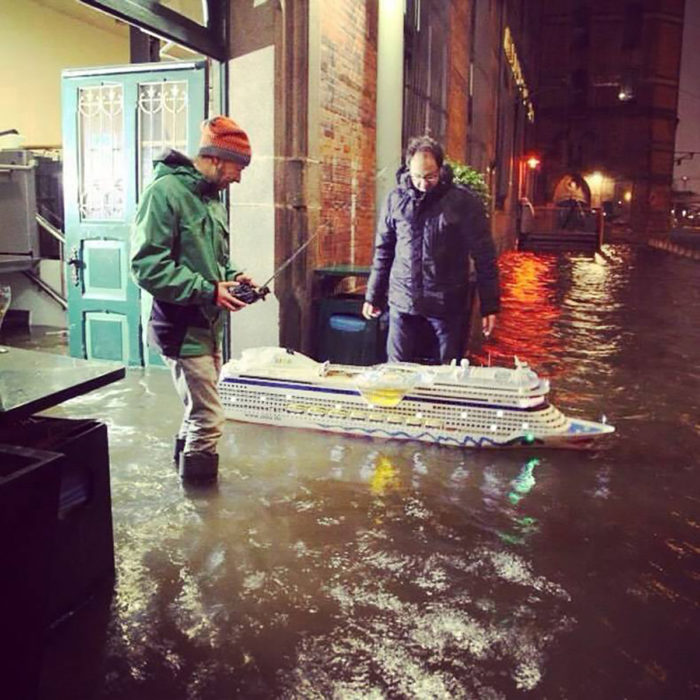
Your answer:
[317,0,378,268]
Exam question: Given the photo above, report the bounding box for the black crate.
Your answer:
[0,443,63,700]
[3,417,115,624]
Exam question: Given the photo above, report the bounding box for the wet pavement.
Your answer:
[5,245,699,699]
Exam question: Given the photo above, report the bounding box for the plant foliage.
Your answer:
[446,159,491,210]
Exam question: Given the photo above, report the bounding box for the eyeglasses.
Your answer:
[411,172,439,183]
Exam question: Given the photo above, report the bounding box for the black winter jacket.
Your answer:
[365,165,500,319]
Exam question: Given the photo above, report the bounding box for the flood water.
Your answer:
[33,245,699,699]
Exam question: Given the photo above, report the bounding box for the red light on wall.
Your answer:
[526,155,541,170]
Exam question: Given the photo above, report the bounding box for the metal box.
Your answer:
[0,149,39,271]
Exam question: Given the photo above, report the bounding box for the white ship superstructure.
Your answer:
[218,347,614,448]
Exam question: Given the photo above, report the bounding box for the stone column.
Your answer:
[375,0,404,221]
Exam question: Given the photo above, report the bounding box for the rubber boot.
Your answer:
[173,436,186,463]
[178,451,218,484]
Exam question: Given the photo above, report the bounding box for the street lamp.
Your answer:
[584,171,605,208]
[520,153,541,201]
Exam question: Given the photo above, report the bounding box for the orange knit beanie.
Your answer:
[198,116,251,166]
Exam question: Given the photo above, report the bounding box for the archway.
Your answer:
[552,173,591,205]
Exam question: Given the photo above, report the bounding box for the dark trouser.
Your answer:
[386,309,465,364]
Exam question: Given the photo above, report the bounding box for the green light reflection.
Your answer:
[498,459,541,545]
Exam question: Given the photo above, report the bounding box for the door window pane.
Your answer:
[78,84,125,220]
[138,81,188,194]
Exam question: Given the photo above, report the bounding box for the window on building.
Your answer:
[157,0,206,27]
[403,0,449,148]
[495,65,514,210]
[80,0,225,59]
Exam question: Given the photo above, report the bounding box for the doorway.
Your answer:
[62,61,207,365]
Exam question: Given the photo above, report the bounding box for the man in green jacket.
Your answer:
[131,116,256,484]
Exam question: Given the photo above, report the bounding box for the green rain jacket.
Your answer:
[130,150,242,357]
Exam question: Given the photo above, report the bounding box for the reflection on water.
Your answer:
[509,458,538,505]
[476,253,564,370]
[36,246,699,699]
[473,248,629,379]
[369,455,401,496]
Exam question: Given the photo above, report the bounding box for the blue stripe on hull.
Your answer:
[222,412,558,448]
[313,422,507,447]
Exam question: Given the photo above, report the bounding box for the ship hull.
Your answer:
[219,373,614,450]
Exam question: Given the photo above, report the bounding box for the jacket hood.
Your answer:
[151,148,218,197]
[152,148,194,173]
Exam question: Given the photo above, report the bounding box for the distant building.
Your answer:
[672,0,700,227]
[529,0,685,240]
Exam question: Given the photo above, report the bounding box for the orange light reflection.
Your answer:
[472,252,564,373]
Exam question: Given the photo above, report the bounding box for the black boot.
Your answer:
[173,436,186,463]
[178,451,218,484]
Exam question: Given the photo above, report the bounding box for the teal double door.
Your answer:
[62,61,207,366]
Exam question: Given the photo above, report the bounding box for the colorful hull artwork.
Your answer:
[218,347,615,449]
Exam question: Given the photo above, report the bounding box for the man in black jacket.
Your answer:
[363,135,500,363]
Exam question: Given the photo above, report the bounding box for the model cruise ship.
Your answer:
[218,347,614,449]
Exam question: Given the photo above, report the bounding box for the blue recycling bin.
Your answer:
[314,266,388,365]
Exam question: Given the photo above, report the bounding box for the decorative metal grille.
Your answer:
[78,84,124,220]
[138,81,188,194]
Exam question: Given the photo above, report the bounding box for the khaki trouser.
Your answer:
[165,353,224,455]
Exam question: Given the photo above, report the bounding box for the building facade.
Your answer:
[227,0,538,355]
[0,0,545,362]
